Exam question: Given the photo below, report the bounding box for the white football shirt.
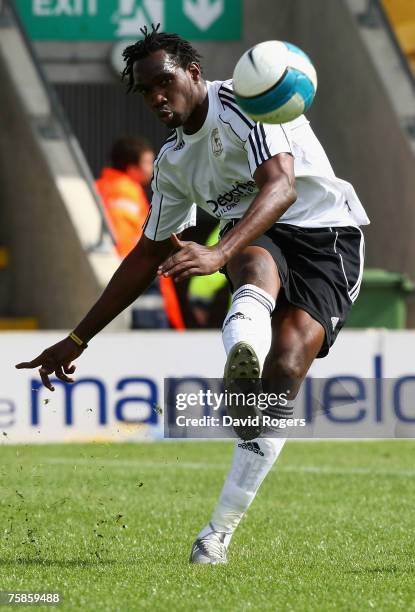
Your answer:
[144,79,370,241]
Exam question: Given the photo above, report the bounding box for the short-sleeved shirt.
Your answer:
[144,79,370,242]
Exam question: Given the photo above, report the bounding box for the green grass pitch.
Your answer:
[0,440,414,611]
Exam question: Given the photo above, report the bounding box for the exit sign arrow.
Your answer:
[183,0,224,31]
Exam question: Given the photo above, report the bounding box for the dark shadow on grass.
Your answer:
[0,558,120,567]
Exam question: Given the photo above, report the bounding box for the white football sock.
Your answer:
[197,436,286,545]
[199,286,279,546]
[222,284,275,369]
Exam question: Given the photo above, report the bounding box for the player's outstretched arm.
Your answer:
[158,153,296,282]
[15,235,174,390]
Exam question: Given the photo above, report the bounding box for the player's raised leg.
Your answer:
[190,247,324,564]
[221,246,280,440]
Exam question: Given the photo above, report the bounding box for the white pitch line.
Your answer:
[44,457,415,477]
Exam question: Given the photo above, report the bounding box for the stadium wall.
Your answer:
[0,52,103,327]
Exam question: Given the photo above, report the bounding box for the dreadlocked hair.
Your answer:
[121,24,203,92]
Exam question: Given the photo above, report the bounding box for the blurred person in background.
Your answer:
[96,136,154,258]
[96,137,185,330]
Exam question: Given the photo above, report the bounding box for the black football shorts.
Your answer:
[219,221,365,358]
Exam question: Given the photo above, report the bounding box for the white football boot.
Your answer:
[189,529,229,565]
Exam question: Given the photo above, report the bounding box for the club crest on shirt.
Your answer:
[211,128,223,157]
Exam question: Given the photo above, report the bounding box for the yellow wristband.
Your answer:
[69,332,88,349]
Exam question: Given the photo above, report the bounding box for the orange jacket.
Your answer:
[96,167,185,330]
[96,167,148,257]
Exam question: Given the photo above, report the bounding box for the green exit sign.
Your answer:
[14,0,242,41]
